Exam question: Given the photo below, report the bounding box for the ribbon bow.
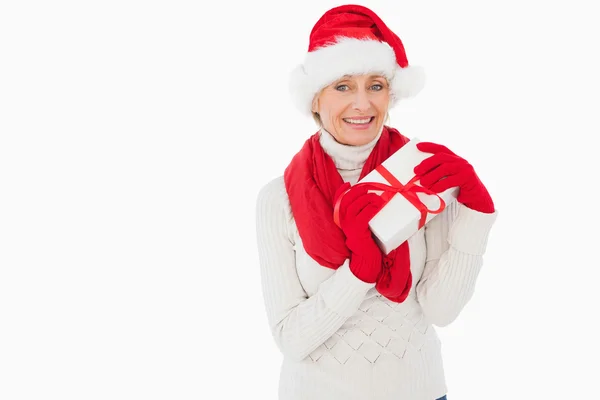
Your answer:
[333,164,446,230]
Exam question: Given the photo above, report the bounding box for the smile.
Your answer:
[343,117,374,125]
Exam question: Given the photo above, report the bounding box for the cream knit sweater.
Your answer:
[255,128,498,400]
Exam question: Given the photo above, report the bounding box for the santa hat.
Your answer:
[289,4,425,117]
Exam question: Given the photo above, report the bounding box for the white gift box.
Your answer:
[358,137,460,255]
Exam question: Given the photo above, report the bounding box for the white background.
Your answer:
[1,0,599,399]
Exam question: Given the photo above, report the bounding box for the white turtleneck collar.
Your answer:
[318,125,383,172]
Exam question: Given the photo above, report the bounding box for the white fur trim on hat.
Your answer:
[289,37,425,117]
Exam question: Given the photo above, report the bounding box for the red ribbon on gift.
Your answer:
[333,164,446,229]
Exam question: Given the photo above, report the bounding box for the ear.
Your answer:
[311,96,319,114]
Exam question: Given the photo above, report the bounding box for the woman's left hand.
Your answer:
[414,142,495,213]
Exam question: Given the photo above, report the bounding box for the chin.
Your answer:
[337,119,382,143]
[329,120,382,145]
[342,130,380,146]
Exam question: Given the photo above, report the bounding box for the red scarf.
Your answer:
[284,126,413,303]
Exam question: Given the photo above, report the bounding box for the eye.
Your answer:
[335,84,349,92]
[371,84,383,91]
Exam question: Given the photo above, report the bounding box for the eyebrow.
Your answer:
[336,74,386,82]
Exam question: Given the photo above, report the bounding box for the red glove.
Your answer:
[334,182,384,283]
[414,142,495,213]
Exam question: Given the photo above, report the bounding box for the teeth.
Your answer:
[344,117,371,124]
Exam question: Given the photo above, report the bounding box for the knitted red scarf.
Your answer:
[284,126,413,303]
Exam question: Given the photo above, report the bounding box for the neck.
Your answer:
[318,126,383,171]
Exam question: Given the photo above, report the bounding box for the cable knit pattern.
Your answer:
[256,129,498,400]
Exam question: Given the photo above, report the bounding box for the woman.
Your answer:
[255,5,497,400]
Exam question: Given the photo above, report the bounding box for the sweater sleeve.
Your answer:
[255,177,375,361]
[415,200,498,327]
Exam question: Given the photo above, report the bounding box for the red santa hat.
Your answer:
[289,4,425,117]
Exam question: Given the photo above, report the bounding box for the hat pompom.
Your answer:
[389,65,426,106]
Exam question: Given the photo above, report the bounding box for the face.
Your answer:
[312,74,390,146]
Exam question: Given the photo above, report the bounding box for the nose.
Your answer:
[352,88,370,112]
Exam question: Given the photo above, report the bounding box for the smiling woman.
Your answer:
[311,74,390,146]
[255,4,498,400]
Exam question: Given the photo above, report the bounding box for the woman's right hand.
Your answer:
[334,183,384,283]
